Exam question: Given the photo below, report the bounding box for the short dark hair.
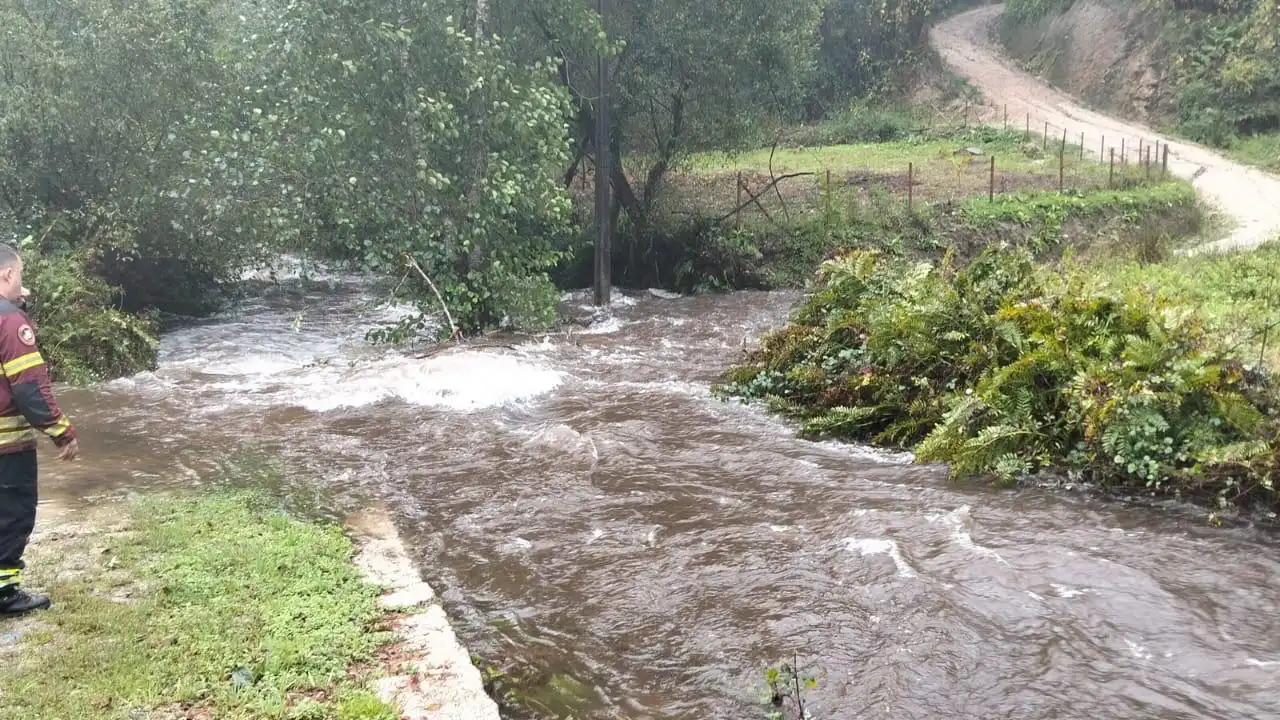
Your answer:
[0,244,19,269]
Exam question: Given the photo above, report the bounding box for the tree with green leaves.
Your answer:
[495,0,826,236]
[226,0,578,335]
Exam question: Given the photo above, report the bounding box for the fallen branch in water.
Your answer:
[403,253,463,341]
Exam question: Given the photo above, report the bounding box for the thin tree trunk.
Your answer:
[464,0,491,273]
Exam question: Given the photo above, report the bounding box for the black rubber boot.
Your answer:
[0,589,50,618]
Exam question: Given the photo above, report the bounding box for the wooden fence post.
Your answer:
[989,156,996,201]
[908,162,914,211]
[1080,132,1085,161]
[1163,144,1169,176]
[1043,121,1049,150]
[1003,104,1008,129]
[1109,148,1115,187]
[1121,138,1126,166]
[1059,146,1065,192]
[735,171,743,229]
[1025,113,1030,140]
[1100,136,1105,164]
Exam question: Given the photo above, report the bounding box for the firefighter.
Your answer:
[0,243,78,617]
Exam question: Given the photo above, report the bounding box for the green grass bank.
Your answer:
[0,492,399,720]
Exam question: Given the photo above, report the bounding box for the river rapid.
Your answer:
[36,265,1280,719]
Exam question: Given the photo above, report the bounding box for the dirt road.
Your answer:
[930,4,1280,252]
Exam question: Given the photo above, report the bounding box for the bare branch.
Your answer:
[768,133,792,223]
[403,253,463,341]
[714,172,813,224]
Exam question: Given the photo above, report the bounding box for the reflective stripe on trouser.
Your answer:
[0,449,38,594]
[0,568,20,590]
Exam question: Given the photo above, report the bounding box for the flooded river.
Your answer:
[36,266,1280,719]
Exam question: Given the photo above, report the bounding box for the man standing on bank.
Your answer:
[0,243,78,617]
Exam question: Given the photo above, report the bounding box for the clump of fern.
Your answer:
[716,246,1280,511]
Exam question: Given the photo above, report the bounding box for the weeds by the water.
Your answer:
[717,246,1280,513]
[761,655,818,720]
[0,492,397,720]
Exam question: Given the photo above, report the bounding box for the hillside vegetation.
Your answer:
[999,0,1280,169]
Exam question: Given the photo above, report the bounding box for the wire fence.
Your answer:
[570,103,1179,225]
[685,107,1175,223]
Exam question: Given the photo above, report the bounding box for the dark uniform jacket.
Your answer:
[0,299,75,454]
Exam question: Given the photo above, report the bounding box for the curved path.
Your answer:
[930,4,1280,252]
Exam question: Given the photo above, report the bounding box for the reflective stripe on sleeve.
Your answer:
[3,351,44,377]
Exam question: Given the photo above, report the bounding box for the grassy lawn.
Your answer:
[668,129,1156,218]
[0,492,399,720]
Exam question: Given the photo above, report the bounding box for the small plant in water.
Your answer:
[761,654,818,719]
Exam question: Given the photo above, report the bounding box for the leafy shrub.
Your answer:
[717,246,1280,510]
[17,232,159,384]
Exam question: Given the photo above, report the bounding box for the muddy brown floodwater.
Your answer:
[33,267,1280,719]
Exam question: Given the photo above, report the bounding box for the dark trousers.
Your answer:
[0,450,37,595]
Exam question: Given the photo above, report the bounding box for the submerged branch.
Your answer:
[403,253,463,341]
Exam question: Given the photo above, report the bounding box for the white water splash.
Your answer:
[238,254,348,283]
[1050,583,1089,599]
[927,505,1009,566]
[844,537,917,578]
[575,316,626,335]
[291,351,563,412]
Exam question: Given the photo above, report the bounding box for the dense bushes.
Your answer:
[717,247,1280,511]
[19,236,159,384]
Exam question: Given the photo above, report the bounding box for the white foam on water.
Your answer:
[843,537,917,578]
[514,424,600,466]
[1125,638,1152,661]
[813,439,915,465]
[365,300,427,326]
[322,348,563,409]
[647,288,682,300]
[575,316,625,335]
[171,348,561,412]
[564,288,640,310]
[927,505,1009,566]
[504,537,534,552]
[1050,583,1089,599]
[238,254,348,283]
